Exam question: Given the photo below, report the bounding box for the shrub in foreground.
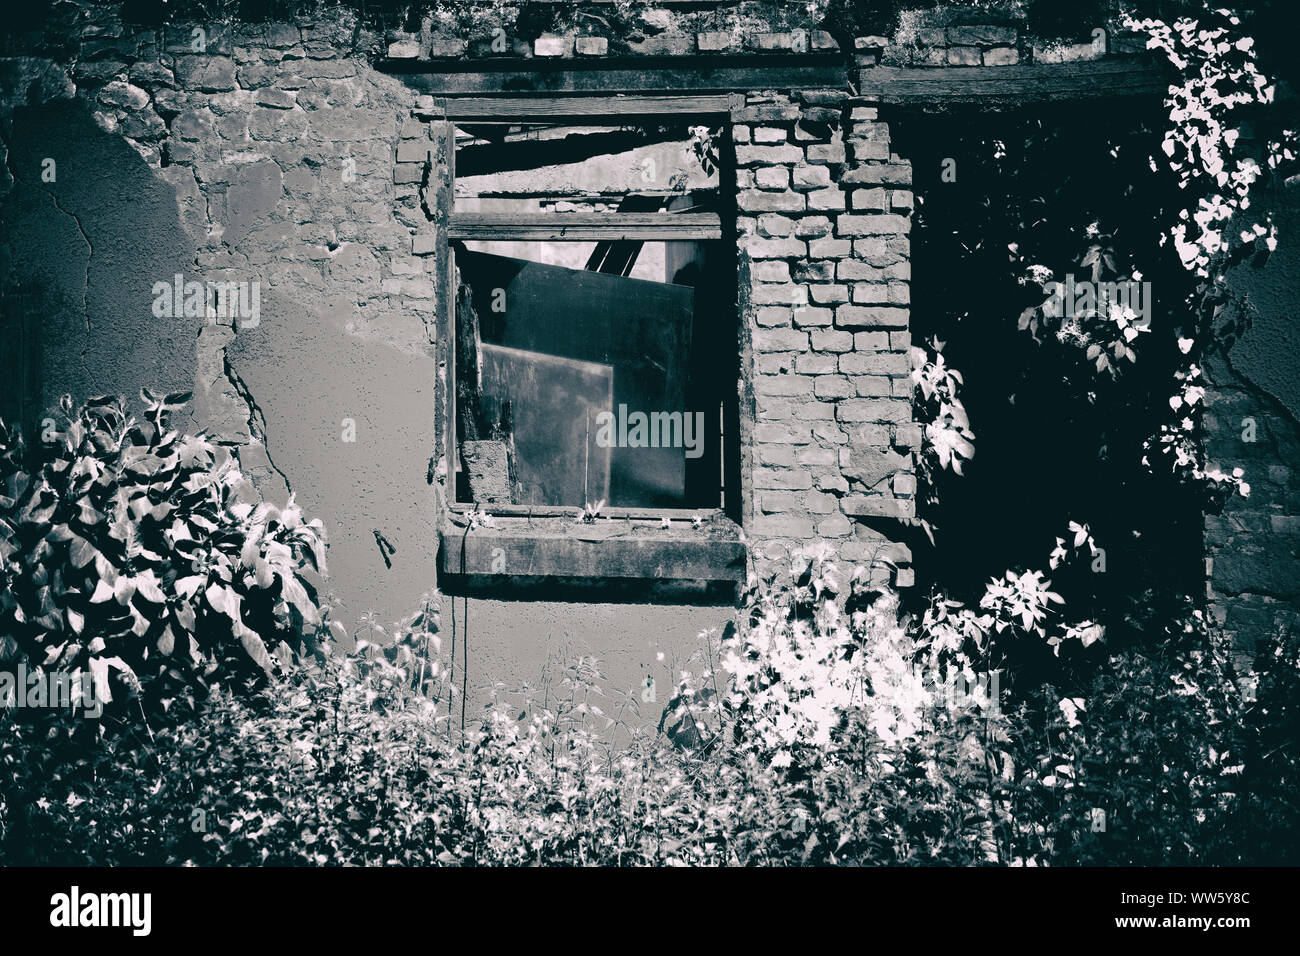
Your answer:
[0,393,336,861]
[7,547,1296,866]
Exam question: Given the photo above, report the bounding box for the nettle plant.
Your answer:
[1126,5,1294,505]
[0,392,338,724]
[909,337,974,520]
[722,548,926,761]
[910,5,1293,519]
[659,547,1030,863]
[664,545,999,767]
[1014,229,1153,378]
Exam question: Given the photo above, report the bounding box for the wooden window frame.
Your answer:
[432,94,746,581]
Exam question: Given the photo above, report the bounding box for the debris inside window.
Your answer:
[454,238,729,509]
[453,121,721,214]
[449,121,733,512]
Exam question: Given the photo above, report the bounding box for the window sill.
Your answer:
[438,512,746,582]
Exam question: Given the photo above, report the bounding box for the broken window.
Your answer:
[447,120,735,513]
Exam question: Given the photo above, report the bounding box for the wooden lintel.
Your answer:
[439,94,735,121]
[449,212,722,241]
[857,57,1170,105]
[381,53,848,96]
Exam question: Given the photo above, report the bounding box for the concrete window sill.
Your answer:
[438,513,746,582]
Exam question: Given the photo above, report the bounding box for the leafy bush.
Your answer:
[3,387,1297,867]
[3,540,1278,866]
[997,606,1249,865]
[0,392,335,723]
[0,392,342,861]
[5,544,1299,865]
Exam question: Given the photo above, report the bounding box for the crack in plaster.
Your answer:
[216,318,295,498]
[0,123,92,336]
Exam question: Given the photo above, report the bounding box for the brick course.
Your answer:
[738,91,916,583]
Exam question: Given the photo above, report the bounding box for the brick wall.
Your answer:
[0,1,1184,599]
[734,91,916,585]
[1203,346,1300,663]
[860,15,1150,68]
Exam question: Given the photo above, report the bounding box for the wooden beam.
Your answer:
[439,94,736,121]
[439,526,747,581]
[857,57,1170,105]
[433,121,457,507]
[448,502,725,520]
[449,212,722,241]
[381,53,848,96]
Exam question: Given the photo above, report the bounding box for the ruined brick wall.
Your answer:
[1201,187,1300,660]
[2,2,1163,601]
[0,3,922,709]
[383,5,838,60]
[1,8,445,632]
[860,12,1149,68]
[7,0,1292,704]
[1203,357,1300,661]
[735,92,916,586]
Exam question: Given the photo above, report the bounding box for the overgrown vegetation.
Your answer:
[3,2,1299,866]
[4,546,1297,865]
[0,392,336,725]
[898,5,1294,637]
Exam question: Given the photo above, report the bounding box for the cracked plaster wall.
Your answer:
[1203,183,1300,658]
[0,11,727,719]
[1,93,196,419]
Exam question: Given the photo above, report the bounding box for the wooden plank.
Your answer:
[449,212,722,240]
[383,54,848,95]
[449,502,725,520]
[431,120,456,501]
[857,58,1170,104]
[439,526,747,581]
[442,94,735,121]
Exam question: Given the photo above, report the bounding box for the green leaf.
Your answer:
[280,573,320,626]
[112,575,136,606]
[237,625,276,676]
[205,582,236,617]
[176,575,204,600]
[133,570,166,604]
[69,534,98,569]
